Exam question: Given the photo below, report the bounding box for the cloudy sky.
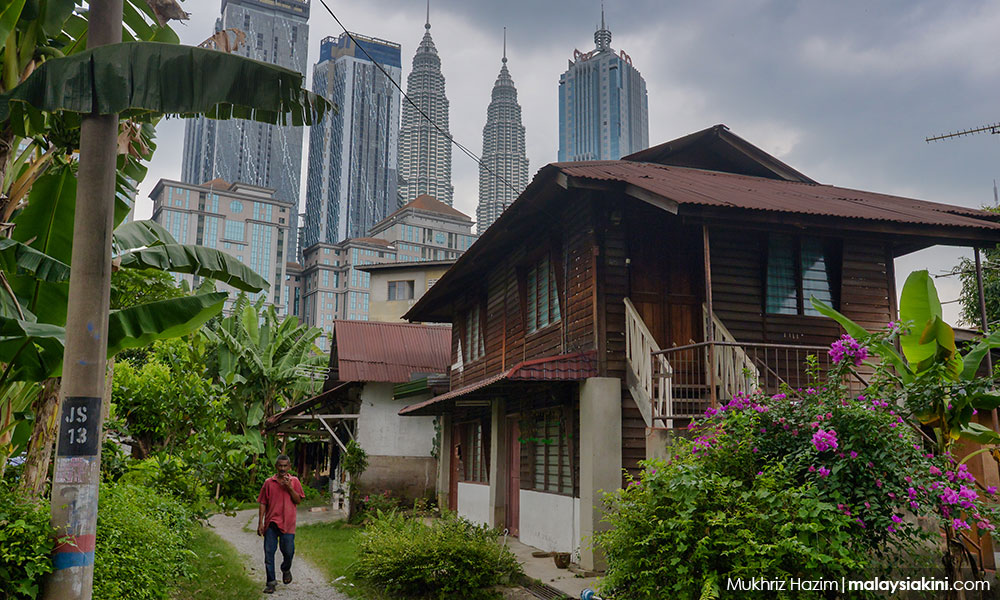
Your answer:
[140,0,1000,324]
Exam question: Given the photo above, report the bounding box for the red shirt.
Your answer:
[257,475,304,534]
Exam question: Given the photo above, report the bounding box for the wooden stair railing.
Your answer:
[624,298,672,428]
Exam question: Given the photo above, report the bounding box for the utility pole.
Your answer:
[43,1,123,598]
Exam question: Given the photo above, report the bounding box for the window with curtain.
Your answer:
[526,254,561,333]
[464,304,484,362]
[766,235,837,316]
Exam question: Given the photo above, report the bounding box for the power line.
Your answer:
[316,0,521,197]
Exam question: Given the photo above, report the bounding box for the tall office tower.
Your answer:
[476,34,529,234]
[558,8,649,161]
[181,0,309,259]
[397,5,454,205]
[303,33,402,249]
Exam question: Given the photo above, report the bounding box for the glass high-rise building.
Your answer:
[181,0,309,259]
[558,10,649,161]
[476,38,529,234]
[303,33,402,248]
[397,10,454,205]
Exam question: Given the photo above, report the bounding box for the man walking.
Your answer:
[257,454,305,593]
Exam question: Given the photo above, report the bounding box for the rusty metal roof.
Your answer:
[399,352,597,416]
[331,320,451,383]
[558,161,1000,230]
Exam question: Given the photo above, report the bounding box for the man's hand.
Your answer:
[257,522,266,536]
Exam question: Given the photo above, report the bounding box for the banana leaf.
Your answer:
[0,238,70,283]
[106,291,228,356]
[0,42,332,133]
[0,318,66,381]
[118,244,269,292]
[112,219,178,255]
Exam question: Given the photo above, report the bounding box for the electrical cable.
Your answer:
[316,0,521,196]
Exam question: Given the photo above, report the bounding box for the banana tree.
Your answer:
[813,270,1000,452]
[206,295,325,457]
[0,169,272,491]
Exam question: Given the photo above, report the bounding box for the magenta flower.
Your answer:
[952,518,971,531]
[988,486,998,495]
[929,466,942,475]
[812,428,839,452]
[829,334,869,366]
[817,466,831,478]
[891,514,903,524]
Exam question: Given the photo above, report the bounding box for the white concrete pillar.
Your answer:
[488,398,508,529]
[436,414,452,511]
[579,377,622,572]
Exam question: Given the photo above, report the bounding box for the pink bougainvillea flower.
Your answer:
[891,514,903,524]
[988,486,998,495]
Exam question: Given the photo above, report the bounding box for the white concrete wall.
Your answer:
[356,383,435,457]
[457,482,491,526]
[518,490,581,555]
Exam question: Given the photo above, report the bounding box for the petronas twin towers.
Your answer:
[398,6,528,232]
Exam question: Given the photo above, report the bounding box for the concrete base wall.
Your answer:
[518,490,581,554]
[357,383,436,457]
[457,482,490,526]
[356,455,437,502]
[646,428,671,462]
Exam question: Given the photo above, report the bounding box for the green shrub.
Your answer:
[121,455,210,515]
[355,511,522,599]
[0,482,57,599]
[597,457,867,599]
[356,489,399,521]
[93,483,194,600]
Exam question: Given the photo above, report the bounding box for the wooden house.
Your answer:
[399,125,1000,570]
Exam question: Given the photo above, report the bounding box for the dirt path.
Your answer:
[207,508,349,600]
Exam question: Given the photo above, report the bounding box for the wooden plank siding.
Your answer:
[449,197,600,391]
[709,227,892,347]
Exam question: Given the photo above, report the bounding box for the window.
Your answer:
[464,304,484,362]
[525,254,561,333]
[766,235,838,316]
[388,280,415,301]
[229,200,244,214]
[523,407,577,496]
[458,420,488,483]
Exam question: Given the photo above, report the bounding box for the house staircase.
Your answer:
[625,298,862,431]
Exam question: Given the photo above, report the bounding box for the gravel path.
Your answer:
[207,508,349,600]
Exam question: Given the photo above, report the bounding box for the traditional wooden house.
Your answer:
[399,125,1000,570]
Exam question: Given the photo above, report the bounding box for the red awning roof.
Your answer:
[399,351,597,416]
[332,320,451,383]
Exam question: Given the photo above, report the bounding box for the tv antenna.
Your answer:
[926,122,1000,143]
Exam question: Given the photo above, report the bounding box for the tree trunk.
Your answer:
[17,377,61,498]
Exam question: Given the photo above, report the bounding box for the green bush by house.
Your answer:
[355,511,522,599]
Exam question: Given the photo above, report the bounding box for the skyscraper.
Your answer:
[476,33,529,233]
[303,33,402,249]
[181,0,309,259]
[397,4,454,205]
[558,8,649,161]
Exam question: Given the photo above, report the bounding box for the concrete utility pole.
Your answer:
[43,1,123,598]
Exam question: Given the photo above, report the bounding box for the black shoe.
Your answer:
[283,570,292,584]
[264,581,277,594]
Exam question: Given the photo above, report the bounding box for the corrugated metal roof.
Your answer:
[332,320,451,383]
[558,161,1000,229]
[399,352,597,416]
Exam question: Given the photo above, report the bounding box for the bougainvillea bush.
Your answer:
[597,328,1000,599]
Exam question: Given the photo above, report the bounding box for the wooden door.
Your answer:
[626,207,703,349]
[505,417,520,536]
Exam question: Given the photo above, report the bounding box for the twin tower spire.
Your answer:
[398,1,528,233]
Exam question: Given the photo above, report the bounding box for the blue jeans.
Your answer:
[263,522,295,584]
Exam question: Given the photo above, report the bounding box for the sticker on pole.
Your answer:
[56,396,101,456]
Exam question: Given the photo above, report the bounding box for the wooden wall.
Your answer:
[710,227,893,346]
[449,197,599,391]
